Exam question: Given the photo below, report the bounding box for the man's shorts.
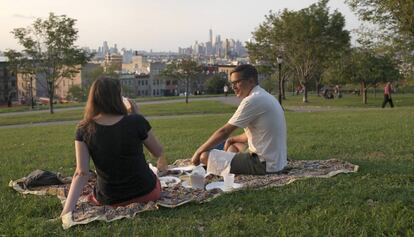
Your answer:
[207,149,266,176]
[230,152,266,175]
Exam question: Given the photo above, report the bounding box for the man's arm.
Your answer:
[191,123,238,165]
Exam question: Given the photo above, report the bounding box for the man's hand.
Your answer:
[157,156,168,172]
[191,151,201,166]
[224,137,235,151]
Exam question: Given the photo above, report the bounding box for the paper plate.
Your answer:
[181,180,206,189]
[205,181,243,192]
[181,180,192,189]
[159,176,181,188]
[168,165,196,172]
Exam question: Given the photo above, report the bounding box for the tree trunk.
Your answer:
[361,81,367,104]
[302,84,308,103]
[281,78,286,100]
[316,81,320,97]
[49,82,54,114]
[7,92,12,107]
[185,77,189,104]
[278,77,282,105]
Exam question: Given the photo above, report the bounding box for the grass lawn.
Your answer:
[0,101,237,126]
[0,103,413,236]
[0,102,85,113]
[282,93,414,108]
[0,95,222,114]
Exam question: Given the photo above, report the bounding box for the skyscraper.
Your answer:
[102,41,109,55]
[209,29,213,44]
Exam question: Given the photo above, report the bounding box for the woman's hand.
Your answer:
[60,209,70,217]
[128,99,139,114]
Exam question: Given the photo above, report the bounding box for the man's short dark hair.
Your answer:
[230,64,258,84]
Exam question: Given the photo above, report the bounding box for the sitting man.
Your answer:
[191,64,287,175]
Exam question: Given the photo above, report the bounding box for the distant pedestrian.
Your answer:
[382,82,394,108]
[223,84,229,97]
[334,85,342,98]
[296,85,302,95]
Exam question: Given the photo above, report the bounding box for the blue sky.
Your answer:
[0,0,363,52]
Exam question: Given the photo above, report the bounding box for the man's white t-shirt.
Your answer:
[228,85,287,172]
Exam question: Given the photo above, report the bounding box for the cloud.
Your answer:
[12,14,36,20]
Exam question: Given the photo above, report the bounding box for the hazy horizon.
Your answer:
[0,0,363,52]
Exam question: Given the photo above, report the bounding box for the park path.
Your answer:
[0,113,235,129]
[0,96,241,129]
[0,96,383,129]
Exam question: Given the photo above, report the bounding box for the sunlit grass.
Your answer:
[1,107,413,236]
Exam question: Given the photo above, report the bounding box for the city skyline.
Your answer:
[0,0,363,52]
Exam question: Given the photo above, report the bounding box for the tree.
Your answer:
[204,73,227,94]
[67,85,84,102]
[347,0,414,78]
[160,58,202,103]
[4,50,26,107]
[322,50,352,87]
[347,0,414,37]
[347,48,402,104]
[247,0,350,102]
[9,13,92,113]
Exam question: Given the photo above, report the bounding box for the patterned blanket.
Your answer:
[9,159,358,229]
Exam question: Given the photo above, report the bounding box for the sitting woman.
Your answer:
[61,76,167,216]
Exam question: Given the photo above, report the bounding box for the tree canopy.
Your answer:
[347,0,414,37]
[161,58,202,103]
[247,0,350,102]
[347,0,414,78]
[7,12,92,113]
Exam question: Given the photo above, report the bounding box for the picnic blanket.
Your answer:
[9,159,358,229]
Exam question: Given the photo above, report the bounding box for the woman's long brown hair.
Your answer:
[77,76,128,142]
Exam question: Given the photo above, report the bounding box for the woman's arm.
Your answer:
[143,130,167,171]
[60,141,90,216]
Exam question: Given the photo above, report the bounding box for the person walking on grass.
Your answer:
[61,77,167,217]
[382,82,394,108]
[223,84,229,97]
[191,64,287,175]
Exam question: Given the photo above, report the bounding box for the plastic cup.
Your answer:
[223,173,235,191]
[190,174,205,189]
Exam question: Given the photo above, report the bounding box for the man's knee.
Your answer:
[226,145,239,153]
[200,151,210,165]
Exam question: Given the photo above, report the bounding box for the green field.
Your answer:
[0,97,413,236]
[0,94,221,114]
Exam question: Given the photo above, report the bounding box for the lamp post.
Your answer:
[29,76,34,109]
[276,55,283,105]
